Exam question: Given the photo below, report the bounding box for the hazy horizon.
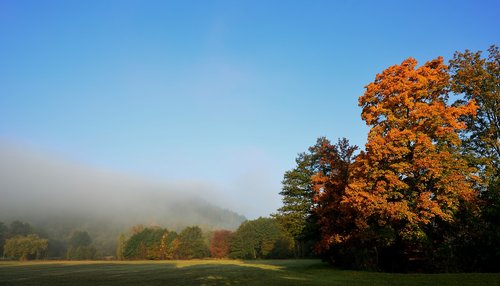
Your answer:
[0,141,246,227]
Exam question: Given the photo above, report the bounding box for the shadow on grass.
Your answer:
[0,260,321,286]
[0,260,498,286]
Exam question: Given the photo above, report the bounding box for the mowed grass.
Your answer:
[0,259,499,286]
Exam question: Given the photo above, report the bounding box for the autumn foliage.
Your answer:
[312,138,358,249]
[276,48,500,271]
[352,57,477,237]
[342,57,478,270]
[210,230,233,258]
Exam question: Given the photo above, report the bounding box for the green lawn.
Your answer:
[0,259,498,286]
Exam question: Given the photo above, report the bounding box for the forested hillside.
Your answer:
[0,144,246,256]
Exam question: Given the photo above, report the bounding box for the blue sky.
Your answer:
[1,0,499,218]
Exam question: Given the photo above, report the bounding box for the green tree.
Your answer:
[68,231,91,247]
[8,221,33,237]
[0,222,7,257]
[161,231,178,260]
[449,45,500,271]
[116,234,126,260]
[4,234,48,261]
[230,217,293,259]
[47,239,66,259]
[176,226,209,259]
[450,45,500,185]
[123,227,166,260]
[66,231,96,260]
[273,138,329,257]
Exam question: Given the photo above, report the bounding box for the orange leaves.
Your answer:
[360,57,454,134]
[312,55,481,257]
[352,56,478,242]
[210,230,233,259]
[296,48,500,270]
[311,139,359,250]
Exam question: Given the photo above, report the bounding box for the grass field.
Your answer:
[0,259,499,286]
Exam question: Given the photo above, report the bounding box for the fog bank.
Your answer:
[0,142,246,231]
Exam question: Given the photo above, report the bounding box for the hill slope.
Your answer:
[0,142,246,255]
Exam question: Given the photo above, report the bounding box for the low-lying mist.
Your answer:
[0,142,246,254]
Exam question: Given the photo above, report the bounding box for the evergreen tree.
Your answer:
[273,138,328,257]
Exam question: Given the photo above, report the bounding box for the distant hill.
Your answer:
[0,142,246,255]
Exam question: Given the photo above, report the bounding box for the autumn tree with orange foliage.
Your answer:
[355,57,476,232]
[272,47,500,271]
[210,230,233,258]
[310,57,479,271]
[352,57,478,270]
[311,138,359,265]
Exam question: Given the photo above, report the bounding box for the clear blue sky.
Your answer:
[1,0,499,218]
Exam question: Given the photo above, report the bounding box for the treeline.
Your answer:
[116,217,294,260]
[0,221,47,261]
[274,46,500,272]
[0,220,97,260]
[0,217,294,261]
[2,46,497,272]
